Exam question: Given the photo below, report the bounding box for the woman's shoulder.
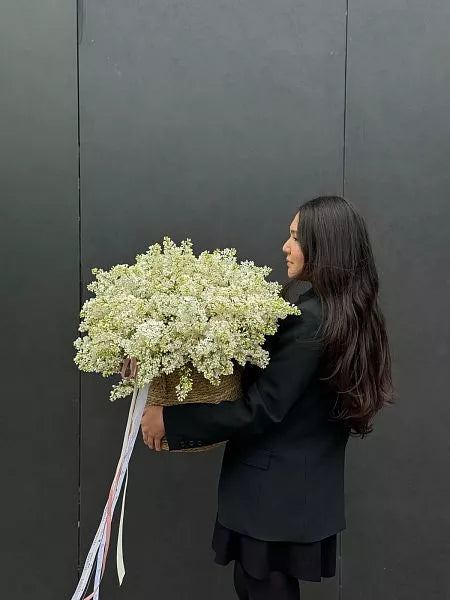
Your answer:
[280,288,322,335]
[242,289,322,388]
[295,286,322,321]
[262,292,322,354]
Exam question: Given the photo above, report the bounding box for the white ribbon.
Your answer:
[71,378,149,600]
[116,467,129,585]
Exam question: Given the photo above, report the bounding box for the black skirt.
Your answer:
[211,515,337,582]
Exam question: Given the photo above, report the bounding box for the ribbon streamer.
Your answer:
[71,373,149,600]
[116,468,129,585]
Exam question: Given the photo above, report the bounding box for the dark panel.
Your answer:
[344,1,450,598]
[78,1,346,599]
[0,1,79,598]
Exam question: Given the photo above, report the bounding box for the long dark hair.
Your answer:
[281,195,394,438]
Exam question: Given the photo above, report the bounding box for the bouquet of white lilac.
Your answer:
[73,236,301,403]
[70,237,301,600]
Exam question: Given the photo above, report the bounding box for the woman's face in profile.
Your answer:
[282,212,305,280]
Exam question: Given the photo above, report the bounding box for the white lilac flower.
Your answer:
[73,236,301,401]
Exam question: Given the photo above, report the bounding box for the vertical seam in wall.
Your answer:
[342,0,349,199]
[340,1,349,598]
[76,0,82,580]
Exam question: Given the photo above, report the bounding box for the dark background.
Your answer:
[1,1,449,598]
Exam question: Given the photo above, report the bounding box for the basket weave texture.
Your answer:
[146,362,244,452]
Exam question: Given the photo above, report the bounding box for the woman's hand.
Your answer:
[141,405,166,451]
[119,358,165,450]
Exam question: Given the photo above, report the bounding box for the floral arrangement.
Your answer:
[71,237,302,600]
[73,236,301,402]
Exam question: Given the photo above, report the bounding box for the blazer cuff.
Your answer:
[162,404,209,451]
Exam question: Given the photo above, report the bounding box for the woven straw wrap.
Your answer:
[146,362,244,452]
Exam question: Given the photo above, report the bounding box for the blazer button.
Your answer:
[188,440,194,446]
[196,441,202,446]
[180,441,186,447]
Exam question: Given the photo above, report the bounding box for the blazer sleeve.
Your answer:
[162,307,323,450]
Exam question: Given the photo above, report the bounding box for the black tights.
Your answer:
[233,560,300,600]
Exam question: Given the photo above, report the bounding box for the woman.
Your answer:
[137,195,394,599]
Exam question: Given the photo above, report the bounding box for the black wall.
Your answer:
[1,1,449,598]
[344,2,450,597]
[0,1,79,597]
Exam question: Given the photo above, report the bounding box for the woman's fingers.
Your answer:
[143,435,163,451]
[141,421,162,452]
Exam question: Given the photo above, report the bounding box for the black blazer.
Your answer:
[162,286,351,542]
